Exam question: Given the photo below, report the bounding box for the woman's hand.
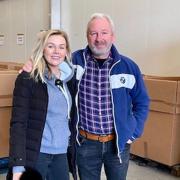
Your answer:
[13,172,23,180]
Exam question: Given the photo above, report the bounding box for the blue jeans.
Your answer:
[77,135,131,180]
[35,152,69,180]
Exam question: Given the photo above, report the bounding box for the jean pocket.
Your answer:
[78,134,87,145]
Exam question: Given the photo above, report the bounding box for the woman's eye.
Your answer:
[48,45,53,48]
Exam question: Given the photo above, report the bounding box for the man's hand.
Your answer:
[13,172,23,180]
[19,59,33,73]
[127,139,133,144]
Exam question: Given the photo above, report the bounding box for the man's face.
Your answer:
[87,18,115,59]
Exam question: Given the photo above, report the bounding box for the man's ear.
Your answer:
[112,33,115,43]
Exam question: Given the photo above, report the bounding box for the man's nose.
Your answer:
[96,33,103,40]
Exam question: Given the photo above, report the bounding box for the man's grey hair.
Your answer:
[86,13,115,34]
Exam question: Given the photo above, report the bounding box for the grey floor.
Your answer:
[104,160,179,180]
[0,160,179,180]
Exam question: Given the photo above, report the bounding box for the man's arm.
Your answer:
[19,59,33,73]
[130,65,150,141]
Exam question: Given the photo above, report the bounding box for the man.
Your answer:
[71,13,149,180]
[22,13,149,180]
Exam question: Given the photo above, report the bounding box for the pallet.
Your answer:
[171,164,180,177]
[130,154,180,177]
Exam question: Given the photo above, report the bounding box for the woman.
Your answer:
[8,29,74,180]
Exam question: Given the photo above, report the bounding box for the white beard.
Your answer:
[89,43,112,58]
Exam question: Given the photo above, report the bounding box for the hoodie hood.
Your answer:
[59,60,74,82]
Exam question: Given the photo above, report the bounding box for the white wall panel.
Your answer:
[0,0,50,62]
[0,0,180,76]
[61,0,180,76]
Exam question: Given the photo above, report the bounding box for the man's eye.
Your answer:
[90,32,97,36]
[102,32,108,35]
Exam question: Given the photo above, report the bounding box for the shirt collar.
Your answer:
[86,49,113,64]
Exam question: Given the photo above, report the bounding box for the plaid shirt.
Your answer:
[78,53,114,135]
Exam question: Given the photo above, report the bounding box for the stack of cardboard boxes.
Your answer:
[131,76,180,166]
[0,62,23,158]
[0,61,24,71]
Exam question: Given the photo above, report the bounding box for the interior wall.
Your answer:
[0,0,50,63]
[61,0,180,76]
[0,0,180,76]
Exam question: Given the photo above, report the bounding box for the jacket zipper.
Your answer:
[109,59,122,163]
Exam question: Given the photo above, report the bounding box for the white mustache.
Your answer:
[95,41,106,45]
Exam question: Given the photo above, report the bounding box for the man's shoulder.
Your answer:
[72,48,86,65]
[119,54,139,68]
[72,48,85,56]
[111,45,138,68]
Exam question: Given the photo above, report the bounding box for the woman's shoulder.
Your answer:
[17,71,31,78]
[15,71,34,87]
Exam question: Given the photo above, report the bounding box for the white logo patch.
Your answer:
[110,74,135,89]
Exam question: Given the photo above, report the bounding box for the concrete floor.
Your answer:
[105,160,179,180]
[0,160,179,180]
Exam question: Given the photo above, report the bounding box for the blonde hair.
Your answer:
[86,13,115,35]
[30,29,71,82]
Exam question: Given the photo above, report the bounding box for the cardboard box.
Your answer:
[0,70,18,157]
[144,76,180,114]
[0,71,18,107]
[0,107,12,157]
[0,61,23,71]
[131,111,180,166]
[131,76,180,166]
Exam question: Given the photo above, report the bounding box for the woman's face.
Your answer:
[43,34,67,69]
